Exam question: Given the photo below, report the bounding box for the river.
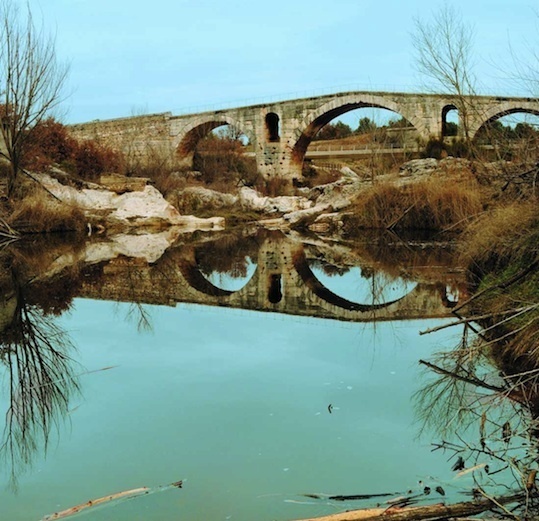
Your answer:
[0,228,528,520]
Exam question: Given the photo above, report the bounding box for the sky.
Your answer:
[24,0,539,124]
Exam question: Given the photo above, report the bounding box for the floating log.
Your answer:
[41,480,183,520]
[292,493,523,521]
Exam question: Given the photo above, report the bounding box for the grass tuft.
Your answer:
[7,191,86,233]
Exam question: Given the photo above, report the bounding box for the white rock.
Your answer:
[238,187,312,213]
[36,173,223,231]
[399,158,438,176]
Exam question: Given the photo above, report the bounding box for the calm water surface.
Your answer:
[0,230,479,520]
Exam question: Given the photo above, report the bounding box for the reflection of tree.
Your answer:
[415,324,539,518]
[307,255,414,307]
[0,269,80,488]
[195,233,259,279]
[309,259,350,277]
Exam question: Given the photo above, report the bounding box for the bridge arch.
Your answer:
[287,94,425,167]
[172,114,253,162]
[470,102,539,139]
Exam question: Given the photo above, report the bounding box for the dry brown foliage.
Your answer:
[7,191,86,233]
[347,176,484,231]
[458,200,538,268]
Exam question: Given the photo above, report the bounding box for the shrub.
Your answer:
[193,134,258,189]
[72,140,124,181]
[19,118,124,181]
[346,177,484,231]
[422,138,448,159]
[22,118,79,172]
[459,201,539,275]
[458,201,539,367]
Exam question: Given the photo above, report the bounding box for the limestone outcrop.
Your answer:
[36,173,224,232]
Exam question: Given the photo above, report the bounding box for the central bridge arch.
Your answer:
[287,93,426,167]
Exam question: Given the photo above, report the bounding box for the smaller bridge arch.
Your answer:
[172,114,253,165]
[287,93,426,168]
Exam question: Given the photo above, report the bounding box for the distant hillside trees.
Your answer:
[312,116,415,142]
[313,121,353,140]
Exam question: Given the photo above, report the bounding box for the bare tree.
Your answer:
[411,5,477,148]
[0,0,68,197]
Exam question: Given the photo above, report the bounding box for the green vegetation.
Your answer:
[312,116,414,145]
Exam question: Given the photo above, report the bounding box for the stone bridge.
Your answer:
[70,90,539,179]
[79,231,467,323]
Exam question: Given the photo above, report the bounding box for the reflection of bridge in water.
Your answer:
[81,231,467,322]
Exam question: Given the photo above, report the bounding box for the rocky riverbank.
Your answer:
[11,156,534,238]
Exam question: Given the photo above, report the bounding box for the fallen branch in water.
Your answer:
[40,479,183,520]
[419,305,539,335]
[292,493,524,521]
[418,359,506,394]
[29,365,119,391]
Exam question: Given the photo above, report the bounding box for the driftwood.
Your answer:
[293,493,523,521]
[41,480,183,520]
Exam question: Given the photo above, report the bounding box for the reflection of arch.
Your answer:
[293,251,405,311]
[178,259,233,297]
[288,94,424,166]
[173,115,251,159]
[471,104,539,139]
[178,258,258,296]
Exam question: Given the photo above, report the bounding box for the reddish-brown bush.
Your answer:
[72,140,124,181]
[21,118,124,181]
[22,118,78,172]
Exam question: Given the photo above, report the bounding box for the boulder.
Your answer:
[283,173,363,227]
[283,203,333,226]
[238,187,312,214]
[308,212,344,233]
[168,186,238,212]
[399,158,438,177]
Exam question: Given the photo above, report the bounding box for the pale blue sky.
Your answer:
[26,0,538,123]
